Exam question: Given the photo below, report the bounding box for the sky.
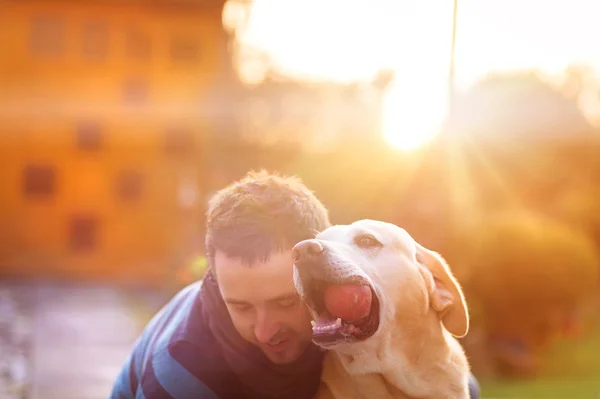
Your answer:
[224,0,600,148]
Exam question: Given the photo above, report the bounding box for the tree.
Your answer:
[466,211,599,349]
[444,71,594,141]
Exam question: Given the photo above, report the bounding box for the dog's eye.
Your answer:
[355,234,381,248]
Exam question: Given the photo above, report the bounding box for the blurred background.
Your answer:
[0,0,599,398]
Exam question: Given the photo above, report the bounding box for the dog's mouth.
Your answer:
[303,278,380,347]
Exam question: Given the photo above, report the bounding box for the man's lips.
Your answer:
[265,338,289,351]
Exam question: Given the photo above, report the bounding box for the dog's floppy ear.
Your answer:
[415,242,469,338]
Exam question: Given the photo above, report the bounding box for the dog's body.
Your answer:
[292,220,471,399]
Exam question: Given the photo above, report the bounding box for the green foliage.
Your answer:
[468,211,599,308]
[481,319,600,399]
[190,256,209,278]
[553,186,600,245]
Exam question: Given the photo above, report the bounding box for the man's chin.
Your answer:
[260,340,305,364]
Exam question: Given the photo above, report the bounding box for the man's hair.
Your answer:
[205,170,331,266]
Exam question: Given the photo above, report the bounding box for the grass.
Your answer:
[480,321,600,399]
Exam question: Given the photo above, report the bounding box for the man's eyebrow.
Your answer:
[224,298,249,305]
[268,292,299,303]
[224,292,299,305]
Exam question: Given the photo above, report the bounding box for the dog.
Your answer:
[292,219,471,399]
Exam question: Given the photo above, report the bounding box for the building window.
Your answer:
[122,78,148,103]
[116,170,144,202]
[23,164,56,197]
[164,128,194,156]
[169,36,200,63]
[30,16,64,56]
[69,215,98,252]
[76,122,102,150]
[82,20,109,60]
[125,28,151,60]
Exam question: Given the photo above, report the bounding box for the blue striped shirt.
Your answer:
[110,281,242,399]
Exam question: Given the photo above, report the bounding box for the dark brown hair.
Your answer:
[205,170,330,266]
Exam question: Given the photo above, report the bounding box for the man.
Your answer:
[110,170,480,399]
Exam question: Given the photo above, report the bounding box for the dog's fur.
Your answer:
[292,220,471,399]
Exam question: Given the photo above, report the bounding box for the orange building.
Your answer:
[0,0,231,286]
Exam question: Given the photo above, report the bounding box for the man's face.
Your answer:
[214,249,314,364]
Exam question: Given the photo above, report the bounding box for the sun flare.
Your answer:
[224,0,600,150]
[382,82,447,150]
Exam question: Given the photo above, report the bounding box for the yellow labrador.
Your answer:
[292,219,471,399]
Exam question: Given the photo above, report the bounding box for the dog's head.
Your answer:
[292,219,469,351]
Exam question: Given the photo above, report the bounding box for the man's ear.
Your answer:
[415,242,469,338]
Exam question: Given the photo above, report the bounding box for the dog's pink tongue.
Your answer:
[324,284,372,322]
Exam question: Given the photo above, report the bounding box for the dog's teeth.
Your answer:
[312,319,344,333]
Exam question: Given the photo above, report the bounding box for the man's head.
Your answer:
[206,170,330,364]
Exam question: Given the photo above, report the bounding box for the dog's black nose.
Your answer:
[292,239,325,264]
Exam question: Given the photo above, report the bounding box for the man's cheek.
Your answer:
[231,317,253,339]
[287,304,313,329]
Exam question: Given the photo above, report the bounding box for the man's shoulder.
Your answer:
[147,280,209,349]
[135,280,233,398]
[169,280,204,309]
[132,280,208,374]
[143,339,221,399]
[149,279,233,365]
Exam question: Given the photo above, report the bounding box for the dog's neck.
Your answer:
[330,310,470,399]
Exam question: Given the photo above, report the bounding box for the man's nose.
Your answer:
[254,312,280,344]
[292,239,325,265]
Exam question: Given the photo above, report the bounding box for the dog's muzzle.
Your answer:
[292,239,381,347]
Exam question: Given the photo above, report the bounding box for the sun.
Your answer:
[224,0,453,151]
[382,82,447,151]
